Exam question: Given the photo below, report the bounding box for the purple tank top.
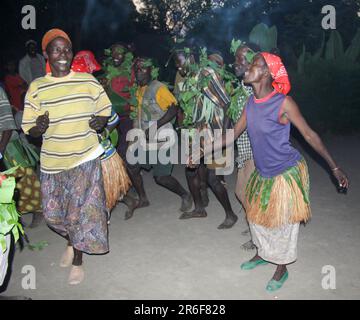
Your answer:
[245,90,301,178]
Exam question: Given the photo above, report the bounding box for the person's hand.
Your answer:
[332,168,349,192]
[89,115,108,132]
[35,111,49,134]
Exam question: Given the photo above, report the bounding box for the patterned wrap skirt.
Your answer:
[40,158,108,254]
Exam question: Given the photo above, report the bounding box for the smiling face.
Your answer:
[44,37,73,77]
[111,45,126,67]
[243,53,269,85]
[234,47,250,78]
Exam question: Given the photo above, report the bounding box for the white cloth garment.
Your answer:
[249,222,300,265]
[19,54,46,85]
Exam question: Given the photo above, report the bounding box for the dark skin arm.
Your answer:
[281,96,349,188]
[29,111,49,138]
[145,104,178,140]
[89,115,109,132]
[189,108,247,166]
[0,130,12,154]
[29,112,109,137]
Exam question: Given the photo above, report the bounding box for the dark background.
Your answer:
[1,0,359,133]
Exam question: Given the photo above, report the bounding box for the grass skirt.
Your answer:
[101,152,131,211]
[245,158,311,228]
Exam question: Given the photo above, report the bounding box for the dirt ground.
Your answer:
[1,134,360,300]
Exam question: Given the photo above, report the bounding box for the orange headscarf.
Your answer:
[42,28,72,52]
[260,52,291,95]
[42,29,72,74]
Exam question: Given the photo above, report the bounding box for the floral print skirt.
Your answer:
[40,158,108,254]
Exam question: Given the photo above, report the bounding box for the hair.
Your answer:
[238,42,261,53]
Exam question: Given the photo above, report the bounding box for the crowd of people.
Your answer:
[0,28,349,291]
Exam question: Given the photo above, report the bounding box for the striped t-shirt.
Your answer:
[0,87,17,140]
[21,71,112,174]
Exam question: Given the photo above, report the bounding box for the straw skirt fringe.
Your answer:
[245,159,311,228]
[101,152,131,210]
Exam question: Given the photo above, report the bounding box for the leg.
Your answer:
[29,212,44,228]
[179,167,207,219]
[60,238,74,268]
[235,160,256,246]
[68,247,84,285]
[126,162,149,208]
[207,169,238,229]
[198,164,209,207]
[122,194,139,220]
[154,175,192,212]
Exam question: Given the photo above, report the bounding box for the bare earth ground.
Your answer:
[2,135,360,300]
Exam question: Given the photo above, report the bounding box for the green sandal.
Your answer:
[266,271,289,292]
[240,259,269,270]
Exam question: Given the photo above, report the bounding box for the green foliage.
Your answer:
[26,241,49,251]
[0,167,24,253]
[325,30,345,61]
[345,28,360,62]
[294,29,360,133]
[249,23,278,52]
[230,39,242,55]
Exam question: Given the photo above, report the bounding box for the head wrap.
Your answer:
[71,50,101,74]
[260,52,291,95]
[42,28,72,52]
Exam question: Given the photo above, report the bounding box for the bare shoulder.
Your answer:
[282,95,298,112]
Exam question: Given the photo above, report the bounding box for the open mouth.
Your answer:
[57,60,69,65]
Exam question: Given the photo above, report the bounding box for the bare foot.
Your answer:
[60,246,74,268]
[136,198,150,209]
[68,265,85,285]
[123,195,139,220]
[217,214,238,229]
[241,240,256,251]
[179,209,207,219]
[180,193,193,212]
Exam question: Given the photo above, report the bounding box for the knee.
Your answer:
[154,175,168,185]
[207,171,221,188]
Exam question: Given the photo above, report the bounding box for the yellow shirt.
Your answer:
[21,71,112,174]
[136,84,177,112]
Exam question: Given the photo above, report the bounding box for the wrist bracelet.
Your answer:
[331,167,340,171]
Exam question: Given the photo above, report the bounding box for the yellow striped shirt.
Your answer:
[21,71,112,174]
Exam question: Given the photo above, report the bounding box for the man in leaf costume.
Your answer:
[102,43,136,159]
[196,52,349,291]
[126,58,192,217]
[173,49,238,229]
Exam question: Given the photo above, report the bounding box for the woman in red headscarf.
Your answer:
[194,52,349,292]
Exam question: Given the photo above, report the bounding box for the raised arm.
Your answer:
[282,96,349,189]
